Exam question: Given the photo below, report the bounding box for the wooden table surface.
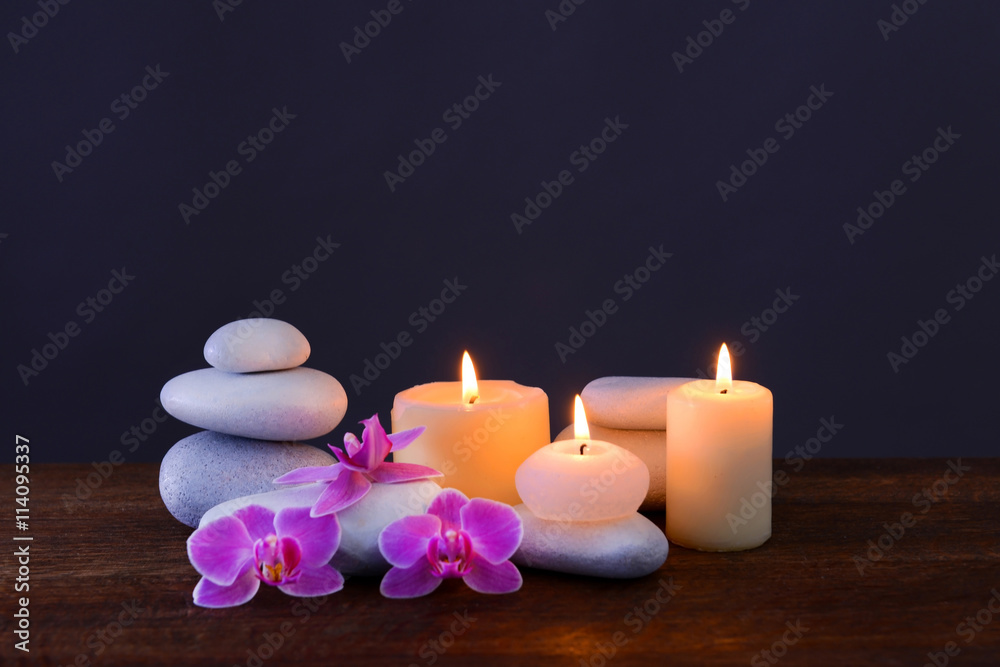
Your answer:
[2,459,998,666]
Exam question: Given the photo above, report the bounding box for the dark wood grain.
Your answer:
[2,459,998,666]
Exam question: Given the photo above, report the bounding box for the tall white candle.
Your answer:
[665,344,773,551]
[391,352,549,505]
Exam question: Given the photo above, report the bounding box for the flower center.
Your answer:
[253,534,302,586]
[427,528,474,578]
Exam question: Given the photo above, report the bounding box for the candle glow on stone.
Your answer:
[461,351,479,405]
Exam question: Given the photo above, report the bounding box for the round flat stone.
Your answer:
[204,318,310,372]
[582,377,694,430]
[160,367,347,441]
[556,423,665,511]
[200,479,443,576]
[159,431,336,527]
[511,505,668,578]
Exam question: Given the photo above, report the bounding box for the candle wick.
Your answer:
[720,389,728,394]
[468,395,478,405]
[579,443,588,455]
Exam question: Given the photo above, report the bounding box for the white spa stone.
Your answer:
[199,479,444,576]
[510,505,668,578]
[159,431,335,528]
[581,376,694,430]
[555,423,665,511]
[204,318,310,373]
[160,367,347,441]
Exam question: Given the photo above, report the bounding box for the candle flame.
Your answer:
[574,395,590,440]
[716,343,733,394]
[461,351,479,404]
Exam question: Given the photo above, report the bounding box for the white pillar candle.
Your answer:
[665,344,773,551]
[391,352,549,505]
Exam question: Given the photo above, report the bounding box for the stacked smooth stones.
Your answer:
[159,319,348,527]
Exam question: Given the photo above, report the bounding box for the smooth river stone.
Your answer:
[511,505,668,578]
[556,423,665,511]
[581,376,695,430]
[204,318,310,373]
[160,367,347,441]
[200,479,443,576]
[159,431,336,527]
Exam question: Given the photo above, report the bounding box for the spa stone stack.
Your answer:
[555,377,694,511]
[158,319,348,527]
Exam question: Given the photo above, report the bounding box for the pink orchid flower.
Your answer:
[377,488,523,598]
[187,504,343,608]
[274,414,440,517]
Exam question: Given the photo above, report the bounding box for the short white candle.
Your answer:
[665,344,773,551]
[516,396,649,522]
[391,352,549,505]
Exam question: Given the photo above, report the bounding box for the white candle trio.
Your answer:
[390,345,773,558]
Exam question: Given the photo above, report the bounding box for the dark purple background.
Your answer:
[4,1,998,463]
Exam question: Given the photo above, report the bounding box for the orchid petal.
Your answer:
[378,514,441,567]
[427,488,469,533]
[275,506,341,567]
[279,565,344,597]
[232,505,277,543]
[463,558,522,595]
[358,415,393,470]
[332,447,367,472]
[188,516,254,585]
[274,464,344,485]
[380,562,442,599]
[193,570,260,608]
[387,425,426,453]
[459,498,523,564]
[368,462,443,484]
[310,471,372,516]
[342,432,363,458]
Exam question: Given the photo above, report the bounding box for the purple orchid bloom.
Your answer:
[377,488,523,598]
[187,504,343,608]
[274,414,441,517]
